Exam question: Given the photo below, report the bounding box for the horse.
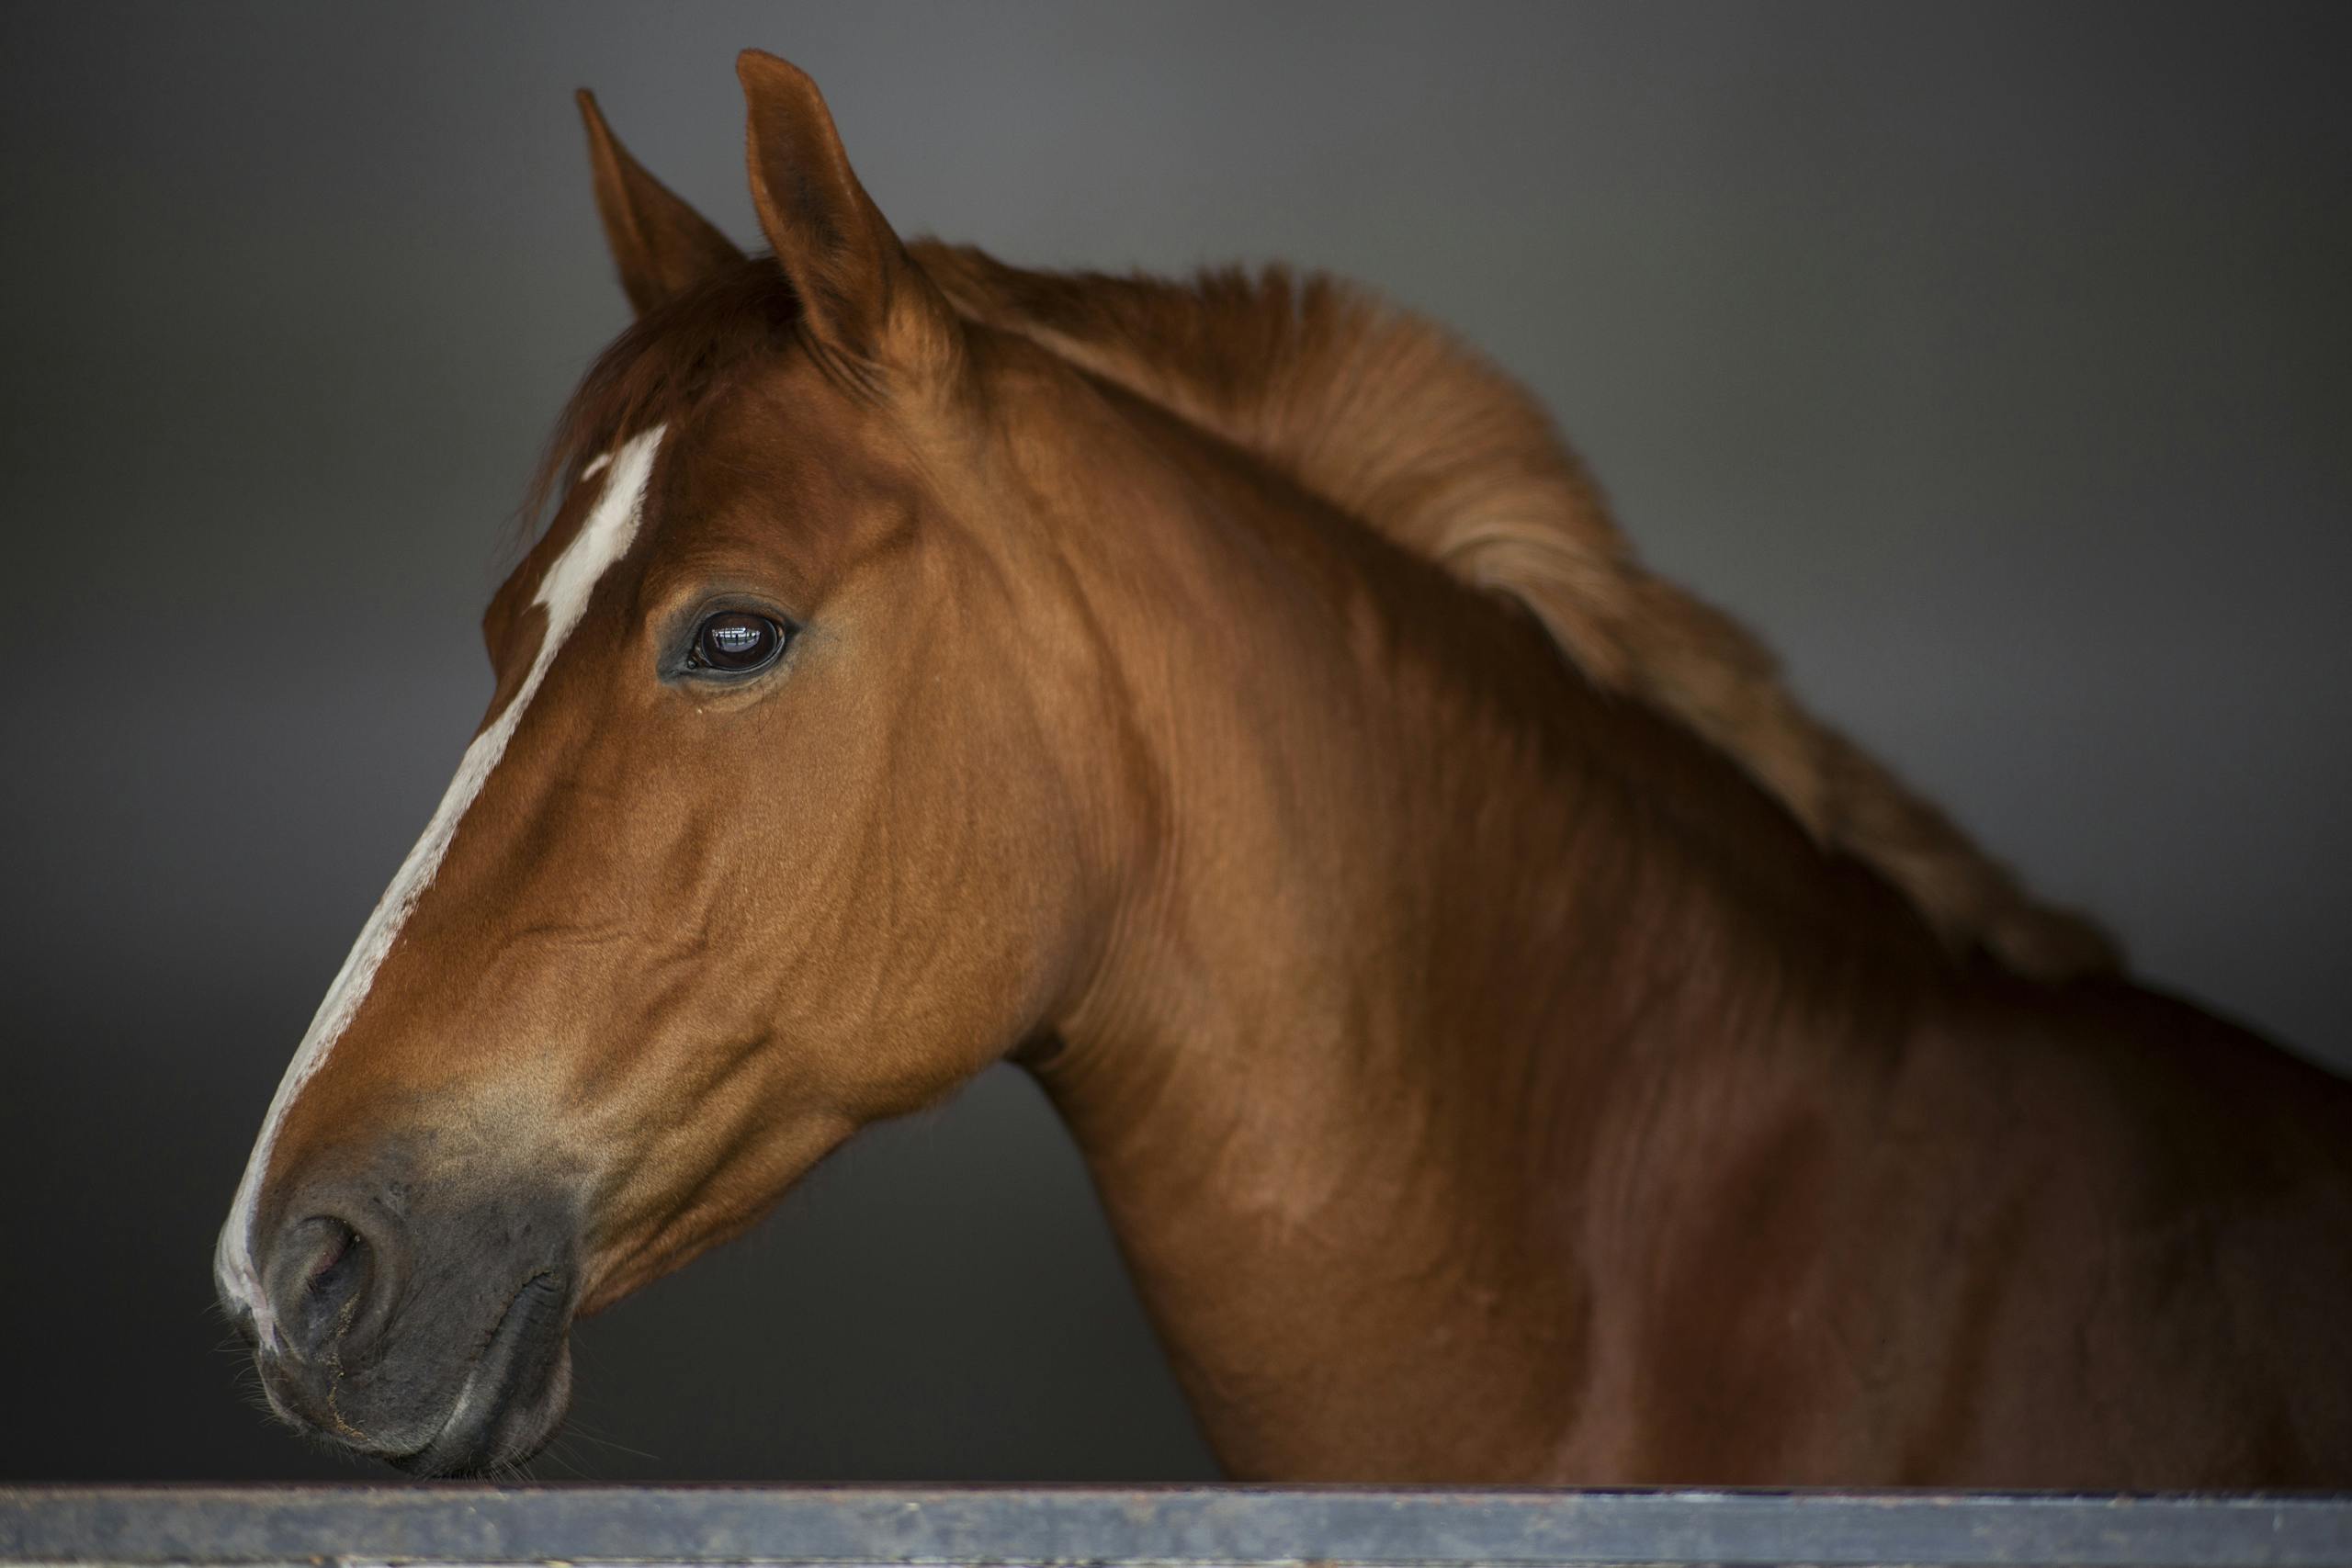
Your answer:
[215,51,2352,1484]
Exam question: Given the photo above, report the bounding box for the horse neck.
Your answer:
[1023,374,1952,1478]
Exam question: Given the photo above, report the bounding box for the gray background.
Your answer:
[2,1,2346,1482]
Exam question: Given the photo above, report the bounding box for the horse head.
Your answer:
[215,52,1131,1473]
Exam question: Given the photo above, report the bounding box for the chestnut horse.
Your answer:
[216,51,2352,1483]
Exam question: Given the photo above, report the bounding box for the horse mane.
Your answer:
[913,243,2118,981]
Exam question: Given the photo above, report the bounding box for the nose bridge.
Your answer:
[261,749,636,1201]
[220,427,667,1338]
[221,646,646,1349]
[216,697,540,1336]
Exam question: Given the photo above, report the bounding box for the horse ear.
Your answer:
[577,88,744,317]
[736,50,953,374]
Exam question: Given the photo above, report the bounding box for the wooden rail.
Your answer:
[5,1485,2349,1567]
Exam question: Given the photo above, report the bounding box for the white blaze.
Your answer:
[215,426,664,1343]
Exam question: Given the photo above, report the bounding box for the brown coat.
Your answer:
[215,51,2352,1484]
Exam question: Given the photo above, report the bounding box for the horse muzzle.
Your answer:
[219,1153,581,1476]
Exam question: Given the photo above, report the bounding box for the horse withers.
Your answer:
[215,51,2352,1483]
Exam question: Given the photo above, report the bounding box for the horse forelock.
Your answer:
[521,258,801,547]
[910,242,2117,981]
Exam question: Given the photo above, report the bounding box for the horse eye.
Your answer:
[686,612,787,674]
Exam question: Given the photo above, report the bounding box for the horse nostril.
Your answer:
[281,1215,375,1356]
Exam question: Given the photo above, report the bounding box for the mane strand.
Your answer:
[915,243,2117,981]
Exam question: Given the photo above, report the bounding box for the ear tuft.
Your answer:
[578,87,744,317]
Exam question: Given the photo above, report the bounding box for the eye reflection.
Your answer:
[687,611,788,674]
